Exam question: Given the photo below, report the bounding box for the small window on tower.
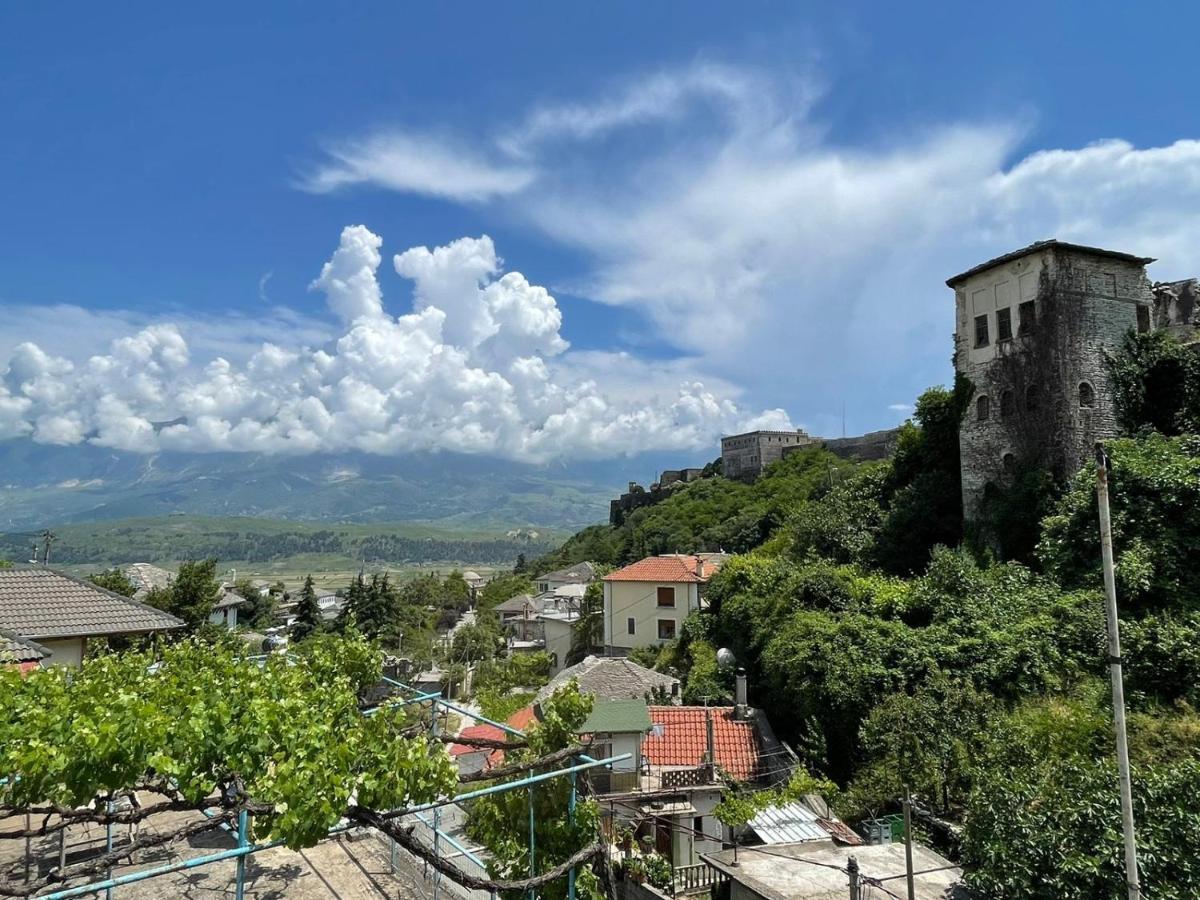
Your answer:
[1018,300,1036,334]
[1079,382,1095,409]
[1137,305,1151,334]
[974,314,990,348]
[976,395,990,422]
[997,307,1013,342]
[1002,452,1016,473]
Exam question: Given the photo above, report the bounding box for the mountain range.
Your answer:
[0,439,709,533]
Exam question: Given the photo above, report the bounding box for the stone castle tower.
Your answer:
[949,240,1157,520]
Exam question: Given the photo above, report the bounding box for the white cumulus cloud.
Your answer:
[0,226,788,461]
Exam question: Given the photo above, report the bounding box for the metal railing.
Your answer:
[673,862,727,895]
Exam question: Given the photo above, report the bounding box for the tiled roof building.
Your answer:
[602,553,725,584]
[645,705,761,781]
[536,655,680,705]
[0,569,184,666]
[0,629,49,671]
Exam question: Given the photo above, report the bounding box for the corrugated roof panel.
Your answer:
[748,802,829,844]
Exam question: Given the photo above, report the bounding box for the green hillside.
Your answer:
[535,344,1200,897]
[0,515,562,568]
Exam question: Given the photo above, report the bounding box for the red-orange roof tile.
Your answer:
[603,555,723,584]
[645,706,761,781]
[449,723,505,757]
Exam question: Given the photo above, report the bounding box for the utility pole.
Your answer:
[40,530,56,566]
[847,856,860,900]
[1095,444,1141,900]
[903,786,915,900]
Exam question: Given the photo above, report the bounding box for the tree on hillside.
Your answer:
[233,576,277,630]
[87,568,137,598]
[513,552,528,574]
[1040,433,1200,611]
[466,683,602,900]
[292,574,323,641]
[144,558,222,631]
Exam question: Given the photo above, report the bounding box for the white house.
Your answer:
[209,585,248,628]
[536,561,596,594]
[601,554,726,654]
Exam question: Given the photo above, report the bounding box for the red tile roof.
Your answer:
[603,555,723,584]
[450,705,540,768]
[645,706,761,781]
[449,723,505,757]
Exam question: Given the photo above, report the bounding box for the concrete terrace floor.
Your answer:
[0,802,464,900]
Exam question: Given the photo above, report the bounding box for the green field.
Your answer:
[2,515,565,583]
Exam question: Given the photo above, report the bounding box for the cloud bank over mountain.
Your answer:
[0,226,790,462]
[303,62,1200,435]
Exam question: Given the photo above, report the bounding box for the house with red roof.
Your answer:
[601,553,727,655]
[581,688,794,879]
[448,704,538,775]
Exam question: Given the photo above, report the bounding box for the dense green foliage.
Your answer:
[467,683,602,900]
[1040,433,1200,611]
[963,695,1200,898]
[536,447,856,571]
[143,558,222,630]
[86,567,138,597]
[1108,330,1200,436]
[0,634,457,852]
[534,350,1200,895]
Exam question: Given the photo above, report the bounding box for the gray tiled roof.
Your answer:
[0,569,185,640]
[0,629,48,664]
[540,561,596,583]
[537,655,679,705]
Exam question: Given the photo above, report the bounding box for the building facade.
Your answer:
[602,554,725,655]
[949,240,1160,520]
[720,430,816,481]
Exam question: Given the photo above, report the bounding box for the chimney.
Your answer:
[735,668,748,720]
[696,557,705,579]
[705,706,715,767]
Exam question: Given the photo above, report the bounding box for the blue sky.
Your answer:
[1,2,1198,460]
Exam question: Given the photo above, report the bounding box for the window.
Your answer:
[1137,305,1151,334]
[996,307,1013,342]
[656,586,676,608]
[627,617,636,636]
[657,619,676,640]
[694,816,704,836]
[1018,300,1036,335]
[1025,384,1039,412]
[1000,390,1014,418]
[974,314,990,348]
[1002,452,1016,473]
[1079,382,1095,409]
[976,395,990,422]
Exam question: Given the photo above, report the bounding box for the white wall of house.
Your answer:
[208,606,239,628]
[542,617,577,673]
[37,637,85,667]
[671,790,722,869]
[603,581,700,653]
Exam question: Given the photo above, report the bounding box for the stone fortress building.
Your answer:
[949,239,1199,519]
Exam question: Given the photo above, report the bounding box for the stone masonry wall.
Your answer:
[955,245,1154,520]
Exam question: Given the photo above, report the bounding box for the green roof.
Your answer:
[579,699,652,735]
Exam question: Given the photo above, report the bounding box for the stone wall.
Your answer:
[720,430,816,481]
[953,244,1156,520]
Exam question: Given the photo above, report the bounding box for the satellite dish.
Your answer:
[716,647,737,670]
